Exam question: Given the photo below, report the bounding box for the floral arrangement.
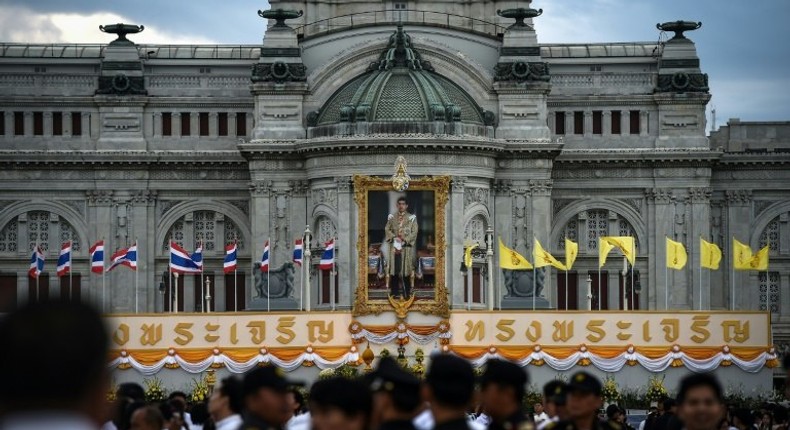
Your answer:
[410,348,425,378]
[335,363,359,379]
[645,375,668,402]
[190,374,210,403]
[318,368,336,380]
[106,379,118,402]
[601,375,621,402]
[144,377,166,403]
[522,384,543,409]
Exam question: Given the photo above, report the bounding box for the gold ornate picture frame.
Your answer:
[352,174,450,317]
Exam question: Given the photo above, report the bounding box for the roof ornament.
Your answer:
[496,7,542,29]
[99,23,144,46]
[258,9,304,28]
[656,21,702,41]
[371,24,433,72]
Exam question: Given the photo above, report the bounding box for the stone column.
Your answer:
[289,180,309,308]
[43,112,53,137]
[449,177,467,307]
[130,189,157,312]
[190,112,199,137]
[583,111,592,137]
[173,113,182,138]
[565,112,573,136]
[83,112,93,140]
[603,111,612,136]
[530,179,553,303]
[640,110,649,136]
[493,180,513,309]
[153,112,162,138]
[23,112,32,136]
[86,190,114,308]
[333,177,352,308]
[3,111,12,137]
[228,112,237,136]
[725,190,752,310]
[645,188,674,310]
[209,112,218,137]
[547,111,556,134]
[621,110,630,135]
[63,112,72,138]
[687,187,712,310]
[781,273,790,317]
[249,180,272,303]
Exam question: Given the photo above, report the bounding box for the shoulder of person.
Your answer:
[388,214,394,220]
[409,214,417,222]
[545,420,575,430]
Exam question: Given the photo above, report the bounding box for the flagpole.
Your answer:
[169,236,174,313]
[331,237,336,312]
[665,263,669,310]
[101,237,105,312]
[564,268,568,310]
[234,240,238,311]
[631,241,635,310]
[267,237,271,313]
[731,237,735,310]
[621,256,627,310]
[68,240,72,301]
[134,239,139,313]
[35,242,40,302]
[299,240,304,311]
[597,267,601,311]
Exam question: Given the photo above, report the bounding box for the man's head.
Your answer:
[130,405,165,430]
[542,381,567,420]
[732,409,754,430]
[310,377,371,430]
[367,357,422,428]
[287,387,306,416]
[397,197,408,213]
[209,376,243,421]
[424,354,475,413]
[565,372,603,422]
[243,366,299,426]
[676,374,724,430]
[117,383,146,404]
[535,403,544,414]
[479,359,528,421]
[664,398,678,415]
[606,404,622,422]
[0,300,110,424]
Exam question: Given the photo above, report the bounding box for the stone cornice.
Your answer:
[0,150,247,166]
[547,94,657,108]
[556,147,721,163]
[718,152,790,166]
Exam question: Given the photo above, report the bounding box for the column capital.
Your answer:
[644,188,673,203]
[529,179,553,196]
[725,189,752,205]
[688,187,712,203]
[451,176,467,193]
[249,180,273,196]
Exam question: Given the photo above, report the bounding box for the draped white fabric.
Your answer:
[350,327,452,345]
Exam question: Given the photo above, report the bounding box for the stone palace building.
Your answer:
[0,0,788,381]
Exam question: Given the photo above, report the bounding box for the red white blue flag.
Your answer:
[260,240,270,272]
[28,246,45,278]
[293,238,303,267]
[169,242,201,274]
[191,242,204,271]
[56,241,72,277]
[89,240,104,274]
[108,243,138,272]
[224,242,238,274]
[319,239,335,271]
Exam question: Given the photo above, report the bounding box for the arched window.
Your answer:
[464,215,487,245]
[0,211,81,254]
[316,216,336,244]
[162,211,245,253]
[759,217,779,256]
[557,209,638,253]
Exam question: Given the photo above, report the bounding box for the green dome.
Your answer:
[308,25,494,137]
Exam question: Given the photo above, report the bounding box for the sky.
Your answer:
[1,0,788,129]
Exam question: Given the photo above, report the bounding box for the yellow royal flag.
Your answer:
[498,237,533,270]
[602,236,636,266]
[665,237,687,270]
[750,246,769,271]
[700,238,722,270]
[533,238,566,270]
[733,238,754,270]
[464,243,478,269]
[564,238,578,271]
[598,237,615,268]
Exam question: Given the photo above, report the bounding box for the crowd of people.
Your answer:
[0,300,785,430]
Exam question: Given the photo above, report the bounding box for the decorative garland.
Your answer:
[446,344,778,374]
[348,320,452,345]
[109,346,360,376]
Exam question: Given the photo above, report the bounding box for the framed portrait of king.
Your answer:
[352,175,450,317]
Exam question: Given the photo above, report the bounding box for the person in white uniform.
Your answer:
[208,376,244,430]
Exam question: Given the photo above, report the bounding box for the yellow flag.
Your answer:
[533,238,566,270]
[498,237,533,270]
[700,238,722,270]
[602,236,636,266]
[665,237,687,270]
[564,238,578,271]
[464,244,478,269]
[750,246,769,271]
[599,237,615,268]
[733,238,754,270]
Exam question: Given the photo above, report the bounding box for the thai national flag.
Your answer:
[319,239,335,271]
[56,241,72,277]
[90,240,105,274]
[293,238,303,267]
[169,242,201,274]
[224,242,238,274]
[107,243,138,272]
[28,246,45,278]
[260,240,270,272]
[191,242,204,271]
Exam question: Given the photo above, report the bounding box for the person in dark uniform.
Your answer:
[241,365,301,430]
[538,381,568,429]
[478,359,534,430]
[424,354,476,430]
[367,357,422,430]
[309,376,372,430]
[545,372,620,430]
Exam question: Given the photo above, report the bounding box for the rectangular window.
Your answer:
[181,112,190,136]
[236,113,247,137]
[592,111,602,135]
[162,112,172,136]
[0,112,4,136]
[555,111,565,135]
[573,111,584,135]
[218,112,228,136]
[71,112,82,136]
[199,112,209,136]
[14,112,24,136]
[630,110,640,135]
[33,112,43,136]
[52,112,63,136]
[611,111,621,135]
